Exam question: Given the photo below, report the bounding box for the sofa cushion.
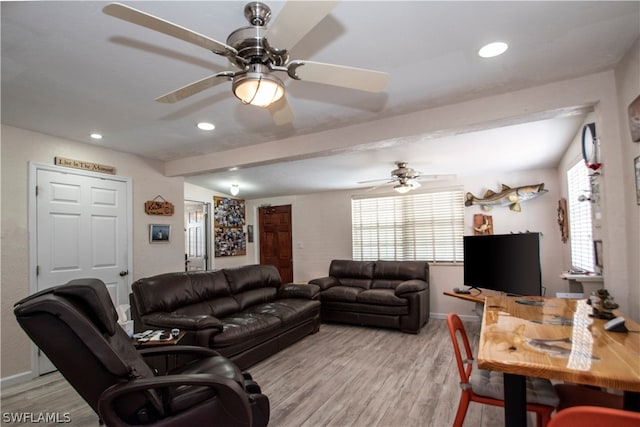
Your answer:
[321,301,408,316]
[234,288,278,311]
[356,289,408,306]
[212,299,320,358]
[372,261,429,289]
[208,297,242,318]
[174,301,218,317]
[246,299,321,325]
[190,270,233,301]
[319,286,362,302]
[133,271,233,315]
[213,313,281,347]
[329,260,374,289]
[224,265,281,295]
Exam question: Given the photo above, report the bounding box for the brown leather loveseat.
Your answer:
[131,264,321,370]
[309,260,429,334]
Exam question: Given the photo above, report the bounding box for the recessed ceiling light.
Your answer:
[90,133,103,140]
[478,41,508,58]
[197,122,215,131]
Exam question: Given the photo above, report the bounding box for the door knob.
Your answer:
[119,270,129,277]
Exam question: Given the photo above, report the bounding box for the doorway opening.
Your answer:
[184,200,210,271]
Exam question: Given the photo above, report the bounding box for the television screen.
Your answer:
[463,232,542,296]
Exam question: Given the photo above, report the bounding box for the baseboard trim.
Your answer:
[1,371,34,390]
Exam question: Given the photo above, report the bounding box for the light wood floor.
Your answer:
[1,319,511,427]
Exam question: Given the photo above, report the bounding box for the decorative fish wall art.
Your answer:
[465,183,548,212]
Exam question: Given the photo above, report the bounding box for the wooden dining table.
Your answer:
[477,295,640,427]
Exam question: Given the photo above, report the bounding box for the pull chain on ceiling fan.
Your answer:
[102,1,389,125]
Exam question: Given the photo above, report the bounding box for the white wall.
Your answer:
[1,126,185,382]
[614,38,640,320]
[247,169,562,319]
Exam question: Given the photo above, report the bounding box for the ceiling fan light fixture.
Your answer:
[394,184,412,194]
[233,66,284,108]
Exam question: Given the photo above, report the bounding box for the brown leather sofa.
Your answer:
[131,264,321,370]
[309,260,429,334]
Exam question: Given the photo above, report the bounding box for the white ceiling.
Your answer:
[2,1,639,199]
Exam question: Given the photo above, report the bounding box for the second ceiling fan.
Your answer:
[358,162,456,193]
[103,1,389,125]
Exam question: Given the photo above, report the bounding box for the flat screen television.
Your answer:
[463,232,542,296]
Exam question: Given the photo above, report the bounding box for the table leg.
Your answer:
[504,373,527,427]
[624,391,640,412]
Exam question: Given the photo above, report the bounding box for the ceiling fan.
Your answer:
[102,1,389,125]
[358,162,455,193]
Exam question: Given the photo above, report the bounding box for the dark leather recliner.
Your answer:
[14,278,270,427]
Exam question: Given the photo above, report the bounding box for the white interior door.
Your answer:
[34,166,131,374]
[184,201,208,271]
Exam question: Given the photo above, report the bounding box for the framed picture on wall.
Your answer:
[149,224,170,243]
[635,155,640,205]
[628,94,640,142]
[594,240,603,269]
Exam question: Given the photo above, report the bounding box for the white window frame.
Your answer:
[351,188,465,263]
[566,161,595,272]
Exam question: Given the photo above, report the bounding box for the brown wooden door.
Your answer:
[259,205,293,283]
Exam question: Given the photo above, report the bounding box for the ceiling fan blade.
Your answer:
[103,3,237,57]
[268,97,295,125]
[290,61,389,92]
[357,178,394,185]
[155,72,234,103]
[417,174,457,182]
[264,0,339,51]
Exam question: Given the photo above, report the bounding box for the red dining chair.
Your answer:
[447,313,558,427]
[548,406,640,427]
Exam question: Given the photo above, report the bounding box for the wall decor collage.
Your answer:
[214,196,246,257]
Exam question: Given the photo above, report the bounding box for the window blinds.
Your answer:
[566,161,595,271]
[352,189,465,262]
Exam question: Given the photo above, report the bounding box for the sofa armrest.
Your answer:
[98,374,251,427]
[395,280,427,297]
[278,283,320,299]
[308,276,340,291]
[141,312,224,331]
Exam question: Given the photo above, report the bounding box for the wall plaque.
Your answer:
[145,195,175,216]
[54,156,116,174]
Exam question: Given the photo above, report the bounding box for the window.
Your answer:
[351,189,464,262]
[566,161,594,271]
